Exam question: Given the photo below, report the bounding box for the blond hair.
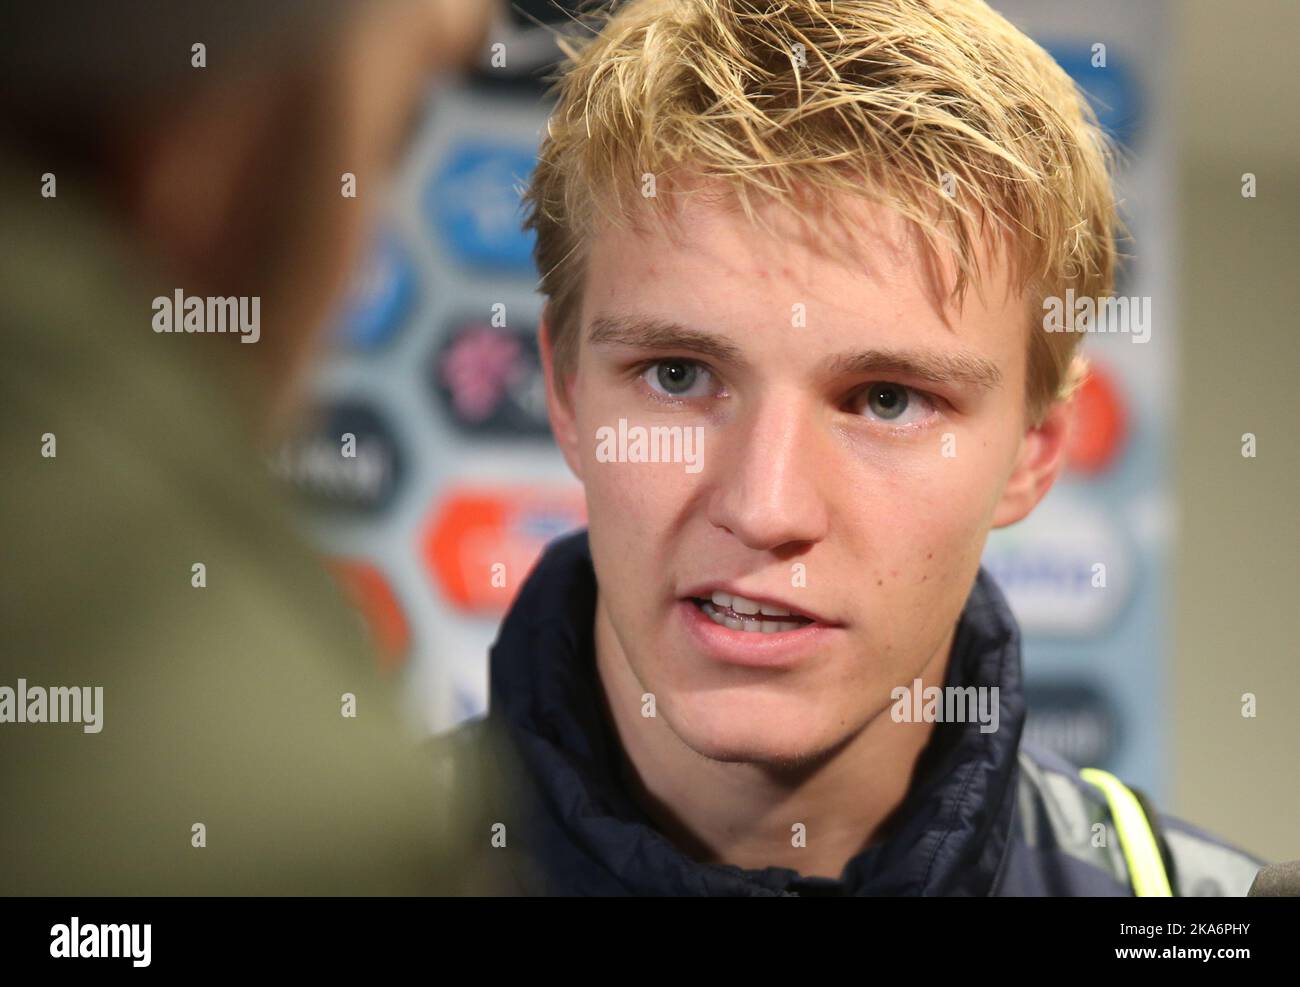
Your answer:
[524,0,1118,424]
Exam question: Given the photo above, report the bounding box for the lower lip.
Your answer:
[676,599,838,669]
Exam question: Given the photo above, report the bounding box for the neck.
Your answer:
[593,596,956,880]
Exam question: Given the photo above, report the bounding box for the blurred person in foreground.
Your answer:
[440,0,1269,895]
[0,0,493,893]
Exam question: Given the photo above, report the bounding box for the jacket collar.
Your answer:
[486,529,1026,896]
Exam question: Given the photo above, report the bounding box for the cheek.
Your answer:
[924,449,1005,547]
[573,379,706,523]
[573,406,692,575]
[581,456,701,541]
[838,436,1010,600]
[927,416,1022,525]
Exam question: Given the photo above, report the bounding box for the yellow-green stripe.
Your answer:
[1080,767,1174,897]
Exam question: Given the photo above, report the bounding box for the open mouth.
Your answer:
[690,591,816,634]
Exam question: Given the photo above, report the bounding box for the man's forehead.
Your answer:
[577,183,1033,392]
[585,180,1024,320]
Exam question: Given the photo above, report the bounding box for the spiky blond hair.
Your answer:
[524,0,1117,424]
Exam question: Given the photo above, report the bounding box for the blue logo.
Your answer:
[1047,43,1141,149]
[426,142,538,271]
[335,234,416,351]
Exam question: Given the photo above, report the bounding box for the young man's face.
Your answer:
[542,186,1069,766]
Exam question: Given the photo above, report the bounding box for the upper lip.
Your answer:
[679,581,837,625]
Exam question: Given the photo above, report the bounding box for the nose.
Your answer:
[705,391,829,552]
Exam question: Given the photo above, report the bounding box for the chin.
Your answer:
[665,690,846,768]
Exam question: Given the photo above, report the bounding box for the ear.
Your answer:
[538,309,584,481]
[991,397,1073,528]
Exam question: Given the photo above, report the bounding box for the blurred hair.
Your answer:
[524,0,1119,424]
[0,1,366,162]
[0,0,400,384]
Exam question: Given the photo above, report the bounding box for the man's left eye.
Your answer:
[853,383,934,425]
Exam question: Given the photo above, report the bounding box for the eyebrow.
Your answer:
[821,348,1003,389]
[586,315,1003,390]
[588,316,746,366]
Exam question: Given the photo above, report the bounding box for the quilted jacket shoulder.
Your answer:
[1002,740,1266,896]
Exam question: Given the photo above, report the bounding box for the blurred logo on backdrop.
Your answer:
[431,320,550,436]
[423,487,586,614]
[1065,362,1129,476]
[982,491,1134,637]
[1047,43,1141,148]
[327,559,412,673]
[334,233,417,351]
[1023,680,1121,768]
[269,401,405,514]
[426,141,537,270]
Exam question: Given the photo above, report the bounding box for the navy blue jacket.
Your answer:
[439,530,1266,896]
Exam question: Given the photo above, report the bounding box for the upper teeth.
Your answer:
[711,591,794,618]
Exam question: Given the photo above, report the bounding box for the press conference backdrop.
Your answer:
[275,2,1175,794]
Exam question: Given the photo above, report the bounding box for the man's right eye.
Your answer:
[642,359,714,399]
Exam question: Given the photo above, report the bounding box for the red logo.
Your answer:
[1066,363,1128,475]
[327,559,411,673]
[423,486,586,614]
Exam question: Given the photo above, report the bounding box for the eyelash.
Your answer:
[631,357,942,429]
